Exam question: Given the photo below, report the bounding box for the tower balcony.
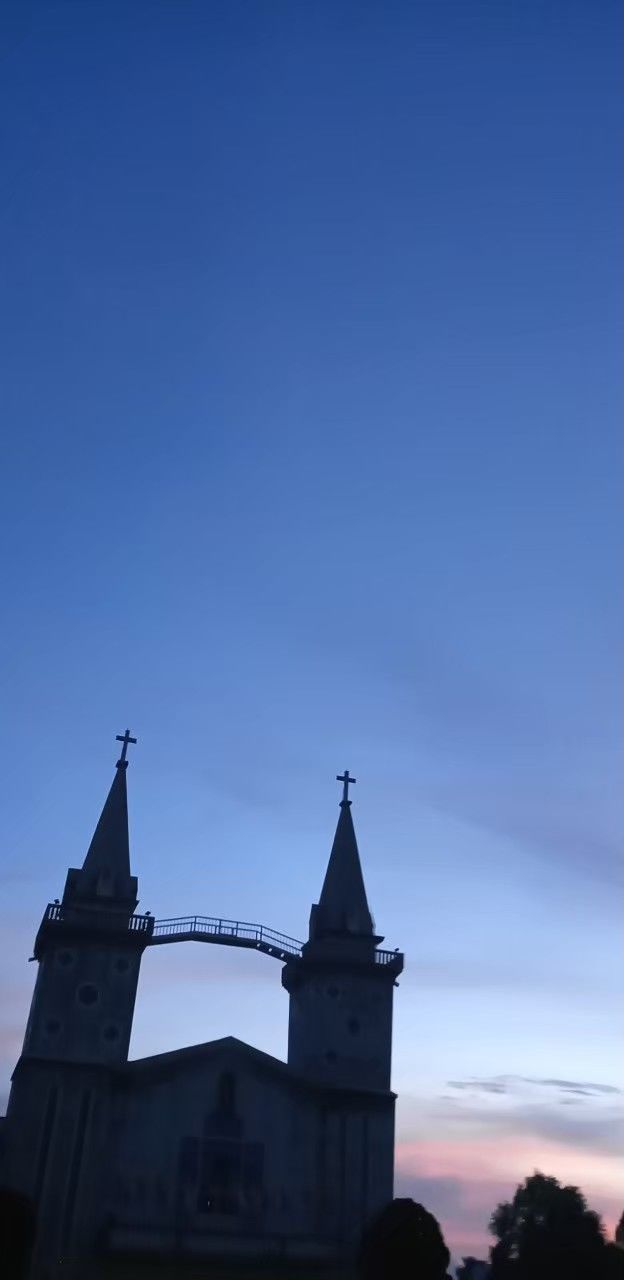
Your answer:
[33,901,154,959]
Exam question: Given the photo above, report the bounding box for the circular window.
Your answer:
[45,1018,61,1036]
[114,957,130,974]
[348,1017,360,1035]
[57,950,74,968]
[77,983,99,1006]
[325,1050,337,1064]
[327,985,339,999]
[103,1024,120,1042]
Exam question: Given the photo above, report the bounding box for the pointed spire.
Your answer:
[62,733,138,912]
[310,778,374,940]
[81,759,131,883]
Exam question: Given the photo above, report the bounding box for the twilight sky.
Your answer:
[1,0,622,1261]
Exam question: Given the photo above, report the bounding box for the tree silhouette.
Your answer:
[456,1259,490,1279]
[603,1242,624,1280]
[489,1172,605,1280]
[358,1197,451,1280]
[616,1212,624,1246]
[0,1186,36,1280]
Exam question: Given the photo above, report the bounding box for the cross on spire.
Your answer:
[336,769,356,804]
[116,729,137,767]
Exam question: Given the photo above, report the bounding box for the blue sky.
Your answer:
[1,0,622,1259]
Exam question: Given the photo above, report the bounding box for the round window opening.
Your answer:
[114,957,130,974]
[103,1024,120,1042]
[77,983,99,1007]
[326,1050,337,1064]
[348,1017,361,1035]
[57,950,74,968]
[327,985,339,999]
[45,1018,61,1036]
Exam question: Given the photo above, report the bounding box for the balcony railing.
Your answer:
[149,915,303,960]
[38,904,402,968]
[42,902,154,933]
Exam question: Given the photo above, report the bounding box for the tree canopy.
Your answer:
[603,1243,624,1280]
[0,1186,36,1280]
[358,1197,451,1280]
[489,1172,606,1280]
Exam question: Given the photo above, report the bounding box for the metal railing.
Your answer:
[39,904,402,967]
[42,902,153,933]
[149,914,303,959]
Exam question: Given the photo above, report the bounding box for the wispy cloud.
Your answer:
[434,1074,624,1160]
[449,1077,508,1095]
[448,1075,621,1098]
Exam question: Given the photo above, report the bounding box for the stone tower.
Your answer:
[24,737,148,1064]
[2,735,152,1265]
[282,773,402,1092]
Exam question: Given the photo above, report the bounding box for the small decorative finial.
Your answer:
[336,769,356,804]
[116,728,137,767]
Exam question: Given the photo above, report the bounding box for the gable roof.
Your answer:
[124,1035,293,1083]
[121,1035,393,1102]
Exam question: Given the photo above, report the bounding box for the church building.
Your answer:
[1,738,403,1278]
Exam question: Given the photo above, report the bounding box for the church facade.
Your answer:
[1,744,403,1278]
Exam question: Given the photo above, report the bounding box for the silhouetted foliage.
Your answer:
[0,1186,36,1279]
[456,1260,490,1279]
[358,1197,451,1280]
[616,1213,624,1246]
[489,1172,605,1280]
[603,1243,624,1280]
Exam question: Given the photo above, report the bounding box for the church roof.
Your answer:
[121,1036,394,1101]
[312,799,374,939]
[124,1036,290,1081]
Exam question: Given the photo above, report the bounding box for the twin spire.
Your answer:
[62,730,138,912]
[81,754,131,883]
[66,739,374,942]
[81,730,136,882]
[310,769,375,941]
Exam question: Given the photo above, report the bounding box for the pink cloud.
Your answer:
[395,1135,623,1263]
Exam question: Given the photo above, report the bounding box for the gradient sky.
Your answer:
[1,0,622,1262]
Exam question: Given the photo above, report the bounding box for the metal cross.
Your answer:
[336,770,356,803]
[116,729,137,764]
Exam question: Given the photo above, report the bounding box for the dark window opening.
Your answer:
[44,1019,61,1036]
[326,1050,337,1064]
[348,1017,361,1035]
[103,1024,120,1042]
[114,956,130,974]
[77,983,99,1006]
[57,950,74,968]
[327,985,339,998]
[217,1071,236,1116]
